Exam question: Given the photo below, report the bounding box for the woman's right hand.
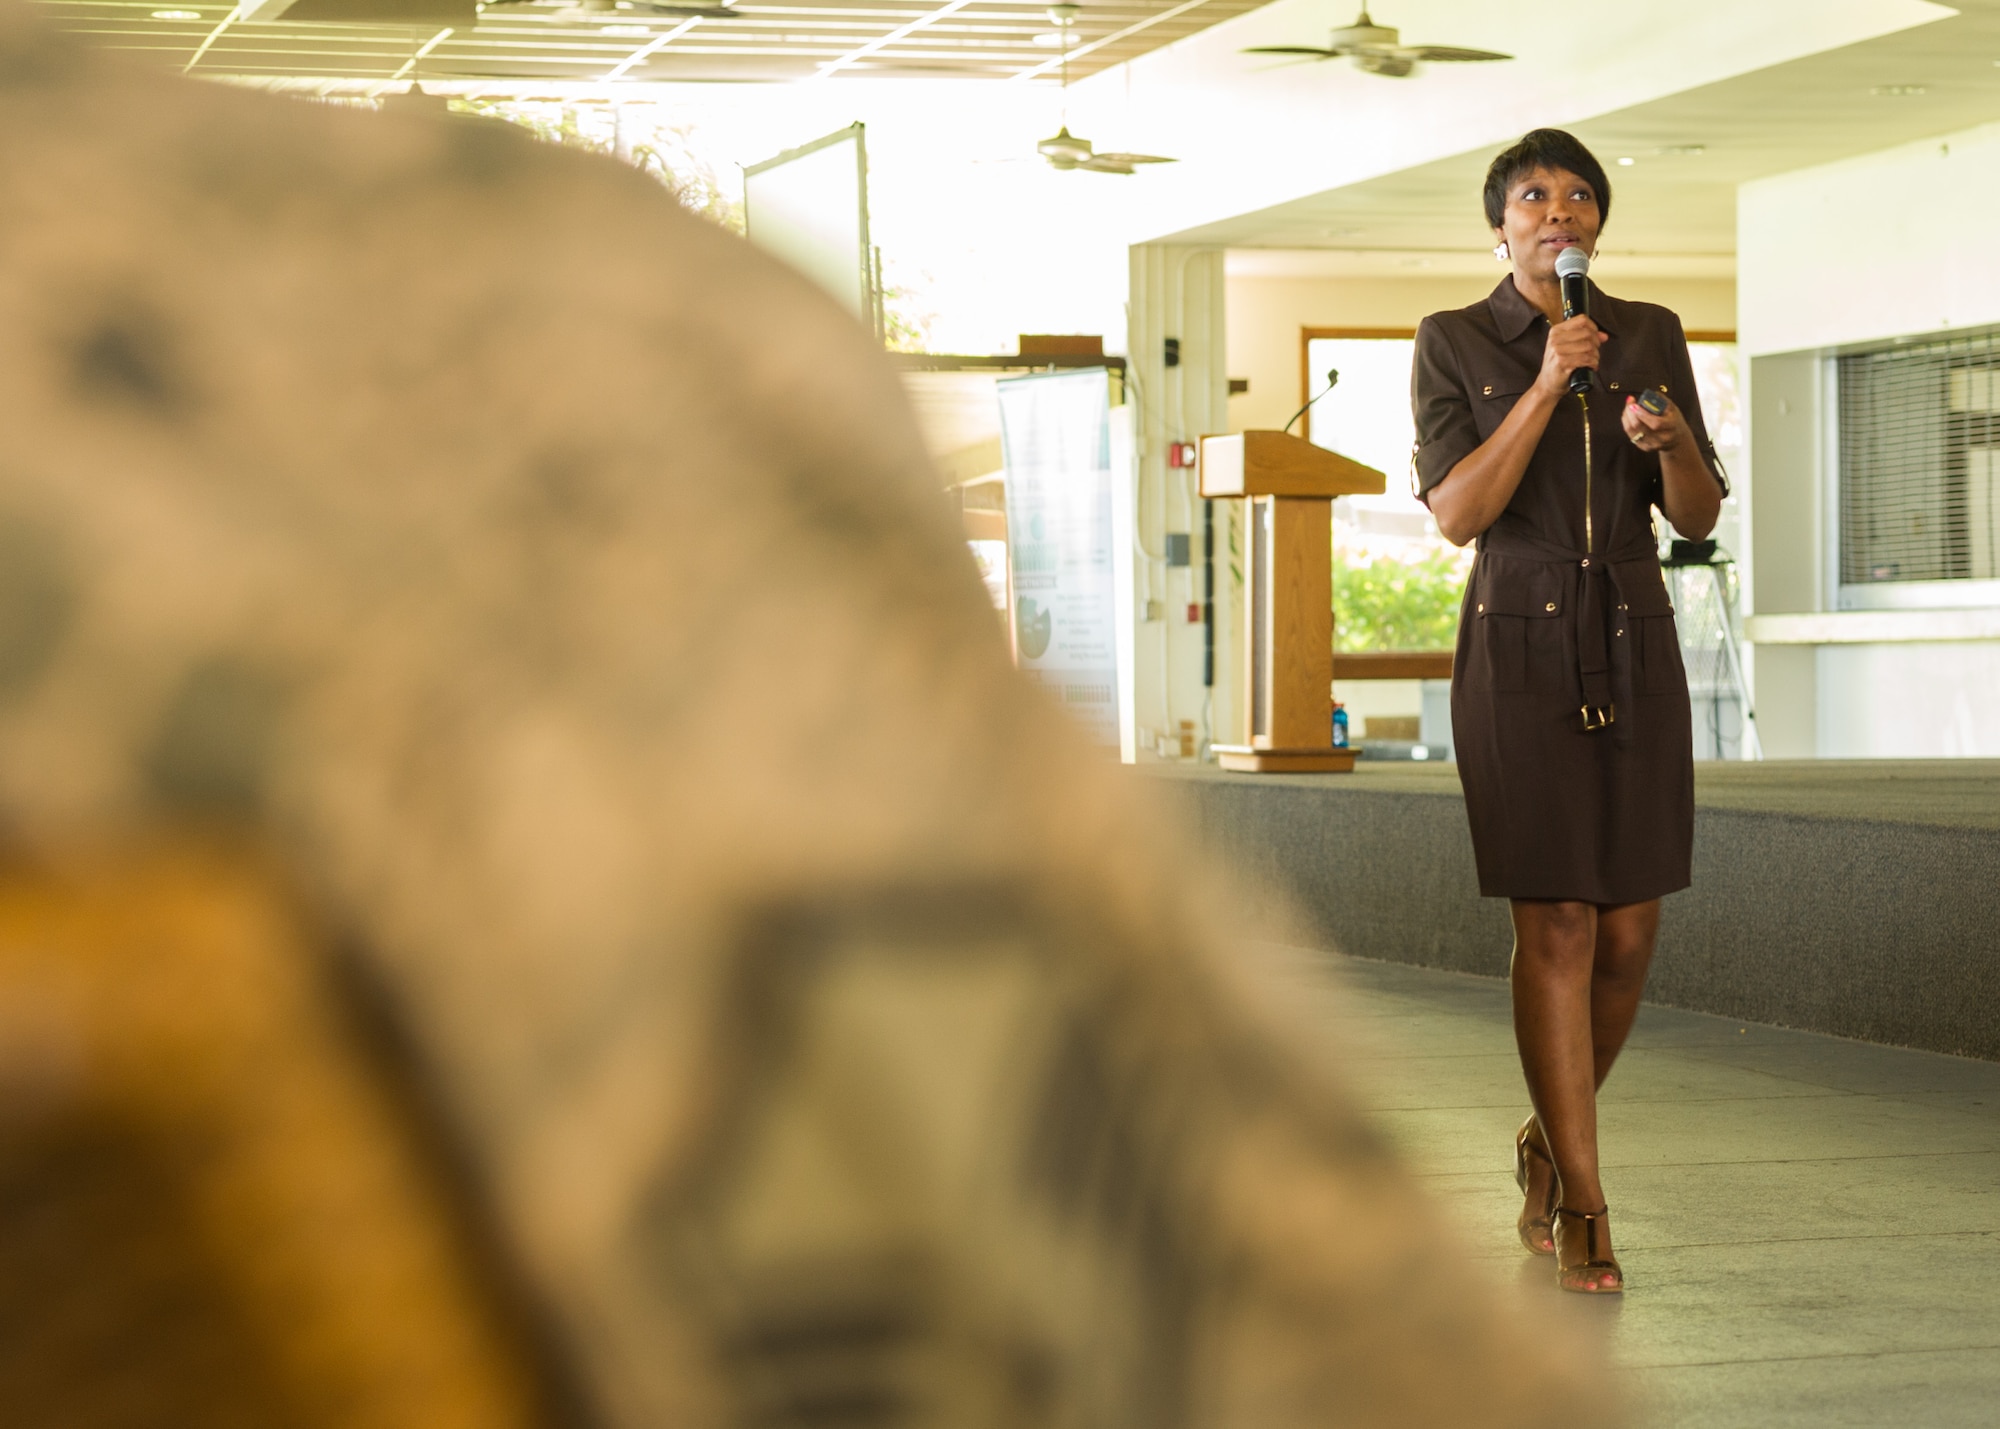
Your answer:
[1533,316,1608,399]
[1424,313,1606,546]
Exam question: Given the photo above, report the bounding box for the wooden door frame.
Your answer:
[1298,327,1414,446]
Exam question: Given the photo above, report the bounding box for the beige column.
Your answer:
[1126,242,1238,758]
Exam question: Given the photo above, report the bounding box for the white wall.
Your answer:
[1818,644,2000,757]
[1740,120,2000,358]
[1739,118,2000,756]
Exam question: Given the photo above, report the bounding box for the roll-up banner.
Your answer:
[997,368,1118,745]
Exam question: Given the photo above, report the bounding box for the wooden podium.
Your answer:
[1200,430,1386,773]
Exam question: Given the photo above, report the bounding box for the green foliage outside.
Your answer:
[1332,543,1470,653]
[453,99,938,352]
[456,100,745,233]
[881,259,937,352]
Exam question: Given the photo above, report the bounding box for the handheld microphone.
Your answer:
[1555,246,1592,395]
[1282,367,1340,435]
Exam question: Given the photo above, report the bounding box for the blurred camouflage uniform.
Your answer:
[0,5,1620,1424]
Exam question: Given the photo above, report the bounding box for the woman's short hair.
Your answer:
[1482,129,1611,231]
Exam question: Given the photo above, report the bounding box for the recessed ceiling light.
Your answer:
[1616,156,1635,167]
[1661,144,1706,157]
[1032,31,1064,47]
[151,8,202,17]
[601,23,650,34]
[1871,84,1927,96]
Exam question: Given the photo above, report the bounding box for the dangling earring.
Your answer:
[1493,241,1510,262]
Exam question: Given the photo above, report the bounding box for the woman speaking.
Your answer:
[1412,129,1725,1294]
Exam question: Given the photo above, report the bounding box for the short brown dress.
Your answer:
[1413,276,1725,904]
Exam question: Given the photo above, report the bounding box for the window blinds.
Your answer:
[1837,331,2000,585]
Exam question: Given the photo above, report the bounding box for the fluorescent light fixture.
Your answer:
[1617,156,1635,166]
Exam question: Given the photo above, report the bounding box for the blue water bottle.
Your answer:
[1332,703,1349,749]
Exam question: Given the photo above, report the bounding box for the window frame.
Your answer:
[1823,336,2000,613]
[1298,326,1413,447]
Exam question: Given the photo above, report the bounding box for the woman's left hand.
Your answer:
[1622,394,1687,453]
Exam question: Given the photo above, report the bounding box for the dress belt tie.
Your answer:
[1476,531,1652,745]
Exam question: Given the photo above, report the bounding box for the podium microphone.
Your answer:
[1555,246,1592,395]
[1283,367,1340,435]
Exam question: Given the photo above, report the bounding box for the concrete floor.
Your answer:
[1309,949,2000,1428]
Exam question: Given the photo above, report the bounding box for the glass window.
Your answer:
[1304,333,1743,550]
[1304,335,1468,653]
[968,537,1009,610]
[1303,331,1746,653]
[1837,330,2000,591]
[1686,342,1744,560]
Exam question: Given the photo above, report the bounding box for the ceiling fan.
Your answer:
[1034,4,1175,175]
[1036,127,1173,175]
[481,0,740,20]
[1243,5,1510,77]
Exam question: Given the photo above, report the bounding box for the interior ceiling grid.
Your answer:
[34,0,1267,82]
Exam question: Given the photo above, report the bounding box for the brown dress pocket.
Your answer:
[1611,557,1685,696]
[1467,563,1566,693]
[1471,377,1532,440]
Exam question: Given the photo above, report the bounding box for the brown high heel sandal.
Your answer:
[1514,1116,1557,1256]
[1553,1206,1624,1294]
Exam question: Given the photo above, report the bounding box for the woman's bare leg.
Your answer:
[1589,899,1661,1087]
[1512,897,1664,1207]
[1510,900,1603,1208]
[1514,897,1663,1288]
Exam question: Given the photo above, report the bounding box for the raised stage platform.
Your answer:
[1150,761,2000,1061]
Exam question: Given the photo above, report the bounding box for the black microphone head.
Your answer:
[1326,368,1339,389]
[1554,247,1592,389]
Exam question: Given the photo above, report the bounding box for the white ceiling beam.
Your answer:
[808,0,974,79]
[183,10,236,71]
[1074,0,1957,246]
[604,16,704,80]
[235,0,475,20]
[1008,0,1211,83]
[369,24,456,94]
[50,0,1268,83]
